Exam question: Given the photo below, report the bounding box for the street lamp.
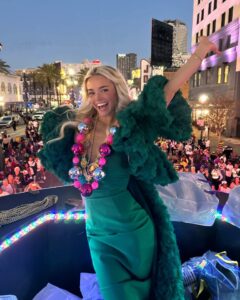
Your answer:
[198,94,209,140]
[22,70,29,119]
[0,96,4,115]
[67,68,77,106]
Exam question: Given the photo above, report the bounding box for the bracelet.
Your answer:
[192,52,203,62]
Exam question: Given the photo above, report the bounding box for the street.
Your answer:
[193,126,240,155]
[1,123,26,138]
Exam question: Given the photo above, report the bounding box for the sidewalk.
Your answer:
[192,126,240,155]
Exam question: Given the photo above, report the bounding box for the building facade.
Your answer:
[190,0,240,137]
[0,73,23,113]
[165,19,189,67]
[116,53,137,80]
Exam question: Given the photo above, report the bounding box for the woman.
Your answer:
[230,176,240,189]
[38,37,219,300]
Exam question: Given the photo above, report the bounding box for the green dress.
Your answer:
[86,151,155,300]
[38,75,192,300]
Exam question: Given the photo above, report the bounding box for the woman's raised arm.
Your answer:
[164,36,221,106]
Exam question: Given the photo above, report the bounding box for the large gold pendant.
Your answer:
[81,157,88,168]
[87,162,99,175]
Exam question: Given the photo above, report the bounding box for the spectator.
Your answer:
[12,118,17,131]
[211,165,223,191]
[219,181,231,193]
[0,186,9,197]
[230,177,240,189]
[225,161,233,187]
[205,139,211,150]
[1,178,14,194]
[24,176,42,192]
[13,166,25,193]
[7,174,17,194]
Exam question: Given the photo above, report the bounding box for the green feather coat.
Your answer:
[38,75,192,300]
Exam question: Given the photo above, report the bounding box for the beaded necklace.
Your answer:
[69,117,117,197]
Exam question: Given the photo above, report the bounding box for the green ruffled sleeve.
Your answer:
[37,106,75,183]
[113,75,192,186]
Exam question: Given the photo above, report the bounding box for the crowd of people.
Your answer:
[0,117,239,198]
[0,119,45,197]
[157,134,240,194]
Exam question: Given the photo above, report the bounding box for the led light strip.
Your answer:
[0,211,87,254]
[0,211,234,254]
[214,211,229,223]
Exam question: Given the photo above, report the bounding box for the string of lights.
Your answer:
[0,210,234,255]
[0,211,87,254]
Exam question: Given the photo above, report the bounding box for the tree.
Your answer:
[0,59,10,74]
[205,95,235,141]
[37,63,61,107]
[76,68,89,87]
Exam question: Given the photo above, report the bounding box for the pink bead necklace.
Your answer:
[69,117,116,197]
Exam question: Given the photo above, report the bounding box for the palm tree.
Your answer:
[37,63,61,107]
[0,59,10,74]
[76,67,89,87]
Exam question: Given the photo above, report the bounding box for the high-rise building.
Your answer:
[116,53,137,80]
[190,0,240,137]
[165,19,188,67]
[151,19,188,68]
[151,19,173,67]
[165,20,188,54]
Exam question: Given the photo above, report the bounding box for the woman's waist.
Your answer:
[85,190,151,233]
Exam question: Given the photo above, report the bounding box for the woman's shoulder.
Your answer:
[40,105,76,143]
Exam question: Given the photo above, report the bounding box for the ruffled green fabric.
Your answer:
[38,105,75,183]
[128,177,185,299]
[113,75,192,185]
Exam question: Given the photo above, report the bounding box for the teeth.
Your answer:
[97,103,107,108]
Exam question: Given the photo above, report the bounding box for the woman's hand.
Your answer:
[195,36,221,60]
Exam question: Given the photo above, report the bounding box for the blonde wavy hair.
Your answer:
[48,65,130,144]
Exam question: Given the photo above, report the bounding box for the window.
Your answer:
[7,83,12,94]
[143,75,148,83]
[222,0,226,2]
[228,7,233,23]
[213,0,217,10]
[217,67,222,84]
[200,29,203,36]
[212,20,216,33]
[223,65,229,83]
[221,12,226,27]
[206,68,211,84]
[208,2,212,14]
[226,35,231,48]
[219,39,223,51]
[13,84,18,94]
[198,0,201,4]
[194,73,198,87]
[197,13,200,24]
[201,9,204,21]
[196,32,199,44]
[198,72,201,86]
[1,82,6,93]
[207,24,211,36]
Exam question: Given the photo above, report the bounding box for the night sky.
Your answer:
[0,0,193,70]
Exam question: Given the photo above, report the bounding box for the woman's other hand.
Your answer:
[194,36,221,60]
